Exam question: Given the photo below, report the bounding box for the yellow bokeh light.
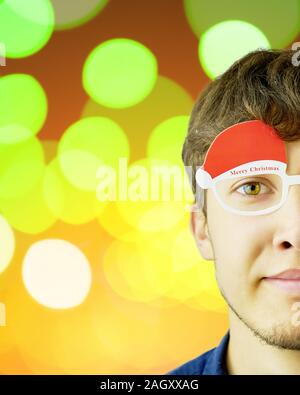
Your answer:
[102,236,175,303]
[166,227,227,312]
[97,200,141,242]
[22,239,92,309]
[0,215,15,274]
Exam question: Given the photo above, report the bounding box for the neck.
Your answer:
[226,310,300,375]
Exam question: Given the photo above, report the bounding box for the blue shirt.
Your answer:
[166,330,230,375]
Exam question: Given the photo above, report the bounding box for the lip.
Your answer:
[267,269,300,280]
[264,269,300,295]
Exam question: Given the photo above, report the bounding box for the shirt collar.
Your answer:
[202,330,230,375]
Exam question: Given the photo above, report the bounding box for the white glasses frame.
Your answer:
[195,160,300,216]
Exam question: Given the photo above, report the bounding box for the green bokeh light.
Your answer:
[0,136,45,199]
[43,158,106,225]
[58,117,130,191]
[0,124,34,144]
[0,0,54,58]
[0,138,55,235]
[146,115,194,203]
[184,0,300,48]
[0,171,57,235]
[82,75,194,162]
[51,0,109,30]
[83,38,158,109]
[0,74,48,137]
[147,116,189,166]
[198,20,270,79]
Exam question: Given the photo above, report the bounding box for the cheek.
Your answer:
[207,211,264,295]
[208,194,266,261]
[207,192,272,291]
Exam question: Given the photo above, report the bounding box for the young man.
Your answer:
[167,48,300,375]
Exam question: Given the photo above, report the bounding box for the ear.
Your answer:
[190,203,215,261]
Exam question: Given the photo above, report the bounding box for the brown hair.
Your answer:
[182,48,300,217]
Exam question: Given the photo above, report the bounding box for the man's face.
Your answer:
[193,139,300,349]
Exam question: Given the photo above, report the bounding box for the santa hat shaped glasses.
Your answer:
[194,120,299,216]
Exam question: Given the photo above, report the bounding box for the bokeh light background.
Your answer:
[0,0,299,374]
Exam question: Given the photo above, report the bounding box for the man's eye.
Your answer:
[235,181,271,196]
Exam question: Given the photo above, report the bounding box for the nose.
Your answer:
[272,183,300,252]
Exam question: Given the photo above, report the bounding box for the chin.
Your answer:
[249,321,300,350]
